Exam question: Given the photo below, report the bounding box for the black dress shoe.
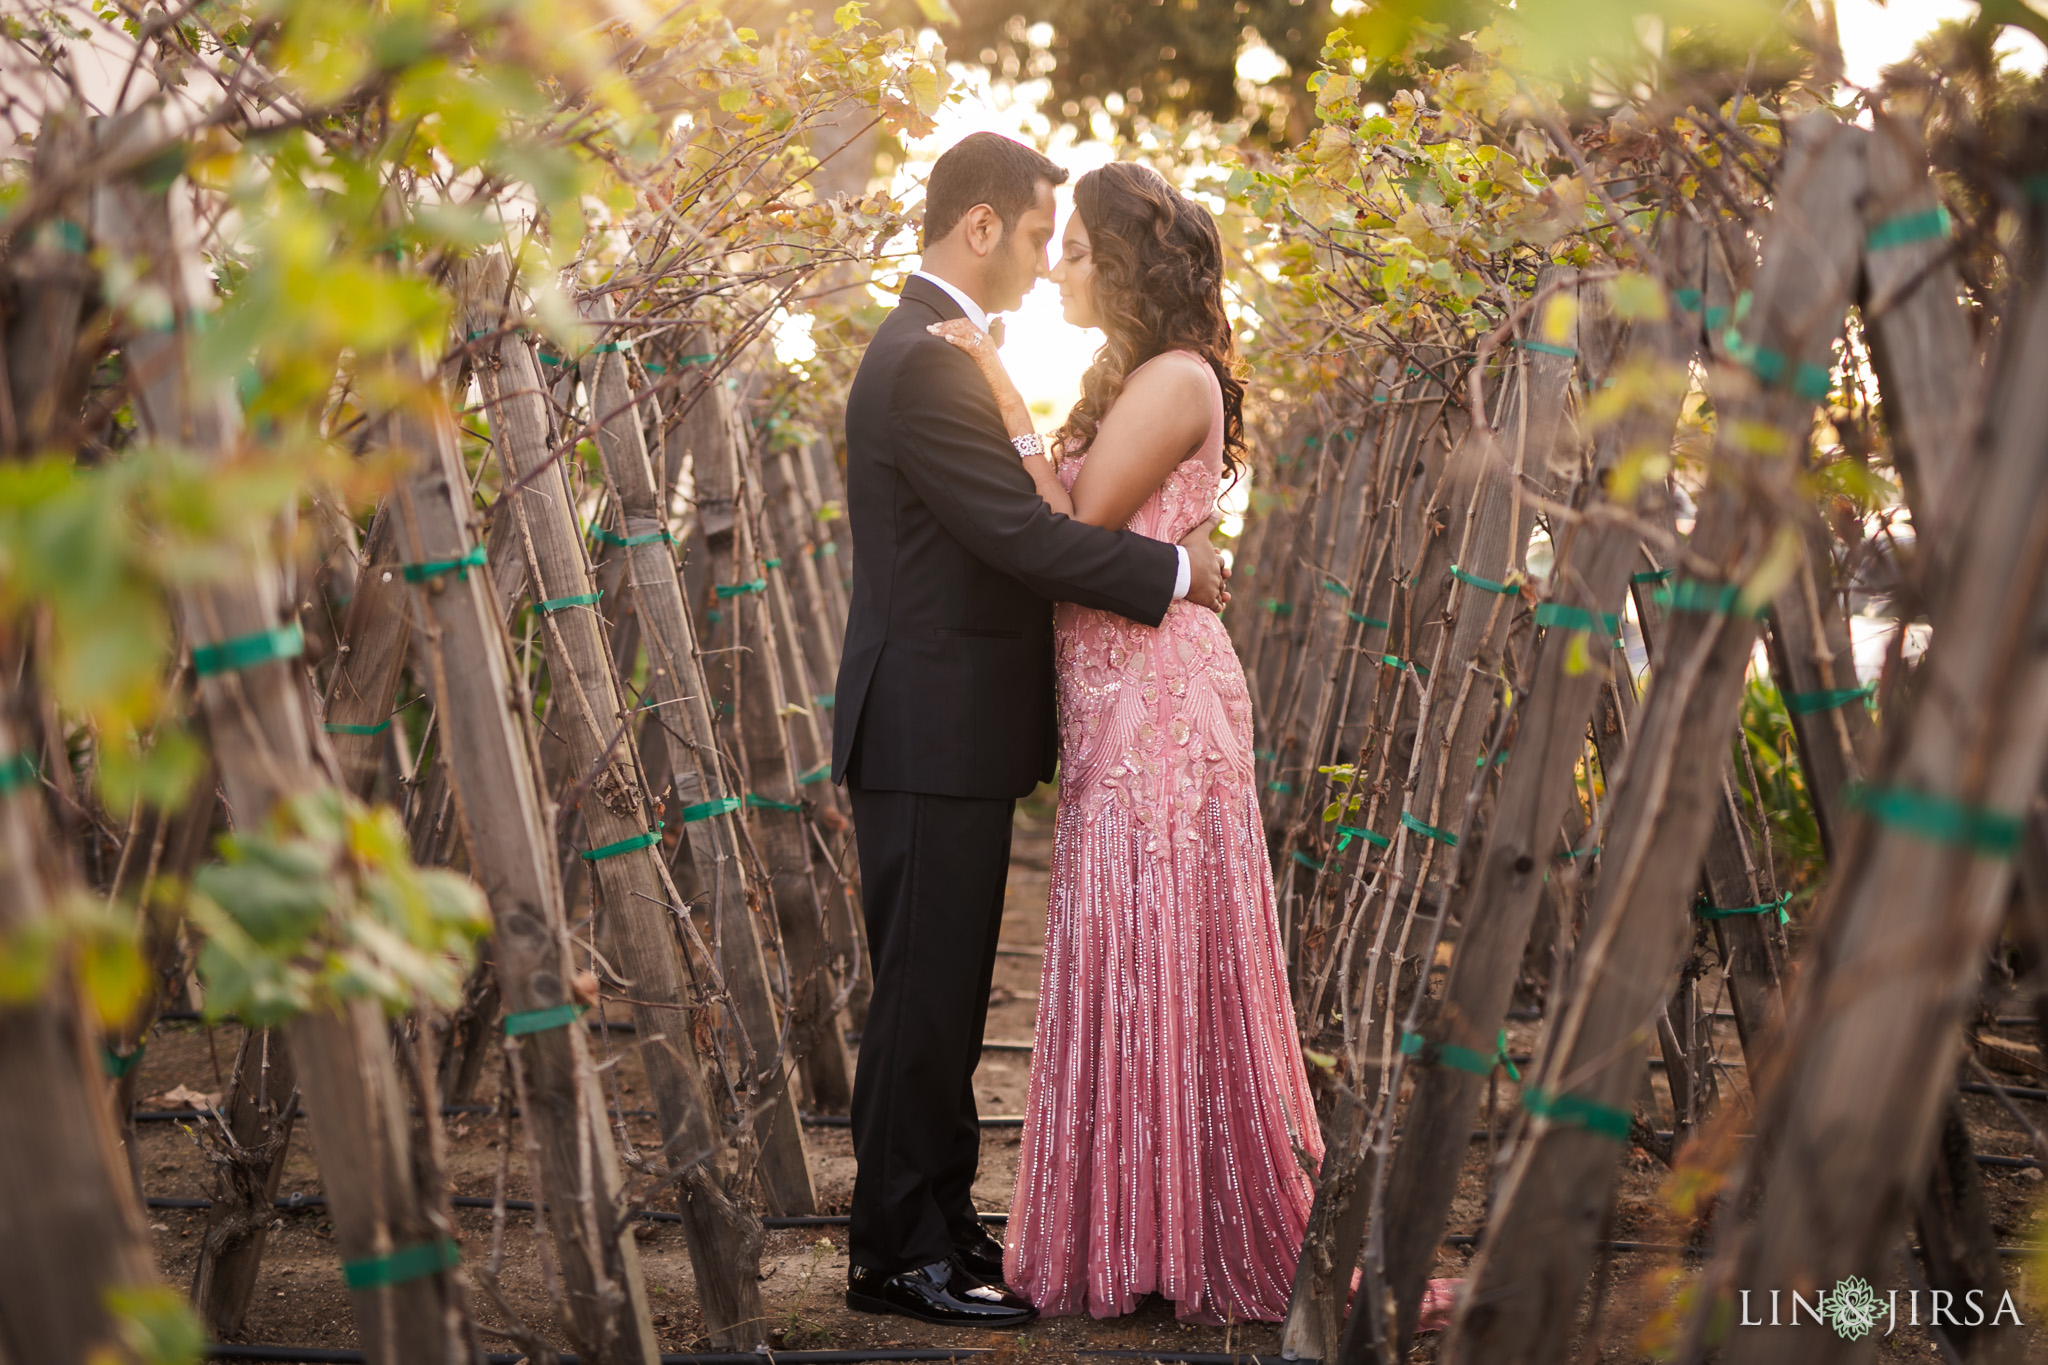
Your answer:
[953,1222,1010,1287]
[846,1258,1037,1327]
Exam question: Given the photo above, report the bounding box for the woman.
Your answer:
[928,161,1320,1326]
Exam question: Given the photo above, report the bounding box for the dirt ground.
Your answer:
[129,795,2048,1361]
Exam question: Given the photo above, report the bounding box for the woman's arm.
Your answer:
[927,320,1075,518]
[1062,354,1213,528]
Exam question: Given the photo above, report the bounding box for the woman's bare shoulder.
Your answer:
[1115,349,1214,416]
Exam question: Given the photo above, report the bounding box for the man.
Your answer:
[831,131,1229,1327]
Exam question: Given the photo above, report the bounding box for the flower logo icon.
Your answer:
[1826,1276,1881,1340]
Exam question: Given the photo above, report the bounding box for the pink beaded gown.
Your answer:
[1003,352,1325,1324]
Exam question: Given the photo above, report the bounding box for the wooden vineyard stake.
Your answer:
[575,297,820,1216]
[461,264,770,1345]
[1370,245,1698,1354]
[1437,115,1866,1365]
[98,111,474,1363]
[1674,213,2048,1365]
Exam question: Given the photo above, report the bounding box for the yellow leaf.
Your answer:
[80,933,148,1030]
[1609,270,1669,322]
[1539,293,1577,345]
[1738,525,1805,616]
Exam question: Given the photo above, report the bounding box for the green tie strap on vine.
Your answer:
[1784,682,1874,715]
[1722,330,1832,403]
[503,1002,589,1037]
[1652,578,1769,618]
[1533,602,1622,642]
[1290,850,1326,872]
[1559,845,1601,860]
[1845,783,2023,856]
[812,541,838,559]
[101,1044,145,1078]
[1524,1087,1632,1141]
[592,341,628,354]
[581,825,663,862]
[1450,563,1517,596]
[715,578,767,599]
[679,796,742,823]
[1264,598,1294,617]
[814,694,834,709]
[1348,611,1389,629]
[192,622,307,677]
[1476,749,1509,767]
[1381,655,1430,676]
[1399,1028,1521,1082]
[797,763,832,786]
[323,718,392,736]
[1515,338,1576,360]
[1334,823,1390,852]
[1401,810,1457,846]
[0,751,37,794]
[705,609,722,625]
[763,557,782,570]
[536,350,566,367]
[1266,780,1294,794]
[1696,890,1792,924]
[536,590,603,615]
[1631,567,1673,584]
[1321,577,1351,596]
[342,1239,462,1291]
[674,352,718,366]
[745,793,803,813]
[401,544,488,585]
[1673,288,1703,313]
[1866,205,1952,251]
[591,525,673,549]
[1255,748,1278,762]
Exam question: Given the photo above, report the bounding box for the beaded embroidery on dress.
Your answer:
[1003,351,1325,1324]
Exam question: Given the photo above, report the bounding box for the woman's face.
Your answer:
[1048,211,1097,329]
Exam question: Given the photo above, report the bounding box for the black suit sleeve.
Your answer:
[889,335,1178,626]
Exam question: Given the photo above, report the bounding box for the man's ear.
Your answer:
[960,203,1002,258]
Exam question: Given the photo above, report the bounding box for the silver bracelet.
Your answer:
[1011,432,1045,460]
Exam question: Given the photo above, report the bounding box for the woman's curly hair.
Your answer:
[1056,162,1248,481]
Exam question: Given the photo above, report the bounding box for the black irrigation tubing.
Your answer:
[205,1351,1002,1364]
[1438,1234,2044,1260]
[144,1193,1005,1229]
[203,1351,1307,1365]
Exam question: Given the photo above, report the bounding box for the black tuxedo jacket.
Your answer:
[831,275,1179,798]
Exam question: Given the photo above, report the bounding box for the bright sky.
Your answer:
[1837,0,2046,87]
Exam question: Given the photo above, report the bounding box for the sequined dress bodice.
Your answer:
[1051,356,1254,831]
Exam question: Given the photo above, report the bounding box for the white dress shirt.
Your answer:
[909,268,1191,602]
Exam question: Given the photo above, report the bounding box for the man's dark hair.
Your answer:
[922,132,1067,248]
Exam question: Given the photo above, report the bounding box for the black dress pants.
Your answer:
[845,781,1014,1276]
